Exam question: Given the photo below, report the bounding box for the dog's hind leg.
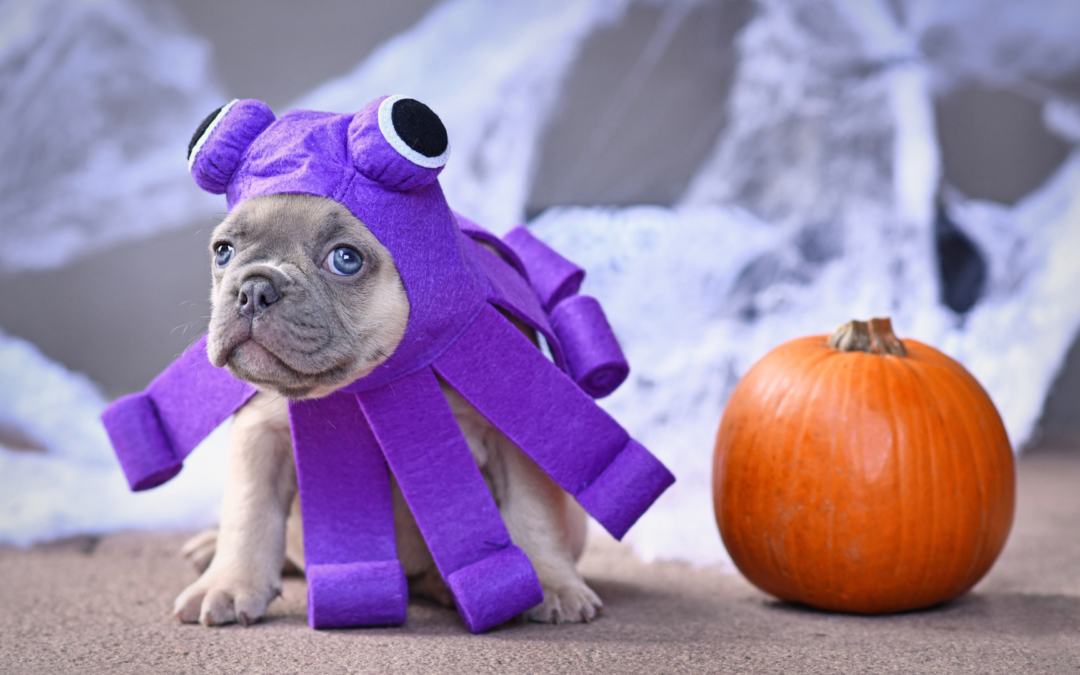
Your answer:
[442,384,601,624]
[180,527,219,574]
[490,432,602,624]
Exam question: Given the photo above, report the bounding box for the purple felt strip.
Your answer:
[101,335,257,491]
[503,225,585,312]
[468,239,567,373]
[307,562,408,629]
[356,367,543,633]
[435,305,626,490]
[433,304,674,539]
[445,545,544,634]
[102,393,181,491]
[289,392,407,628]
[145,335,258,458]
[575,439,673,540]
[549,294,629,399]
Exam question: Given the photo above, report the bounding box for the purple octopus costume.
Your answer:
[101,95,674,633]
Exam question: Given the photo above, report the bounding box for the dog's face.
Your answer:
[206,193,409,399]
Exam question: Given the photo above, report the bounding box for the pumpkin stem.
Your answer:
[827,317,907,357]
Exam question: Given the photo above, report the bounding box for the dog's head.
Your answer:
[189,95,489,398]
[206,193,408,399]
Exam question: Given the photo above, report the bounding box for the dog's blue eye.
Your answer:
[327,247,362,276]
[214,243,234,267]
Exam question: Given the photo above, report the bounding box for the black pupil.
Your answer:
[333,247,362,274]
[391,99,448,158]
[215,244,233,265]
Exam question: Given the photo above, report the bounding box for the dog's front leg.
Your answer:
[174,390,295,626]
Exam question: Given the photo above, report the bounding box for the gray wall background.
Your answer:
[1,0,1077,445]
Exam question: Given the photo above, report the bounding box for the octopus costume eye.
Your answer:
[348,95,450,191]
[378,96,449,169]
[187,99,276,196]
[187,101,235,170]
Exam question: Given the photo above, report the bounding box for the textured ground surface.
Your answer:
[2,443,1079,674]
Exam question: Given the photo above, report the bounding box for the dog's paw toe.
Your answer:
[173,573,278,628]
[199,588,238,627]
[526,579,603,624]
[174,586,205,624]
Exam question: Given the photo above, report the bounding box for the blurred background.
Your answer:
[2,0,1079,565]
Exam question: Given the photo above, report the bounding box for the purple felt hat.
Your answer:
[188,95,486,389]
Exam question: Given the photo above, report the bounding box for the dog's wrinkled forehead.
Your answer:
[214,194,373,265]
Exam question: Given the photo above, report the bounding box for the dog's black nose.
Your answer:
[237,276,280,319]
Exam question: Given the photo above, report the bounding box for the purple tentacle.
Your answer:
[289,393,407,628]
[356,367,543,633]
[502,226,584,312]
[101,335,256,491]
[549,294,629,398]
[468,238,567,372]
[433,305,674,540]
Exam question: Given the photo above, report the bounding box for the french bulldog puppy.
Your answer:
[173,193,601,627]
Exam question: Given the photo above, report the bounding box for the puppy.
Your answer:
[173,193,601,627]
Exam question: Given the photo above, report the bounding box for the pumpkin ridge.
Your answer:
[826,350,871,607]
[935,360,970,599]
[760,342,834,421]
[908,354,981,606]
[717,381,755,586]
[903,358,957,604]
[881,352,907,603]
[894,354,939,607]
[939,355,1011,597]
[859,350,892,609]
[764,350,815,600]
[717,343,835,602]
[936,359,1012,595]
[738,358,784,591]
[855,351,895,610]
[798,347,850,602]
[837,349,867,607]
[824,353,849,602]
[948,365,993,594]
[716,364,767,592]
[798,348,847,604]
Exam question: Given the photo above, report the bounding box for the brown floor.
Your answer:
[2,443,1079,674]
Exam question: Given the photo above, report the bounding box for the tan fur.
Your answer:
[175,194,600,627]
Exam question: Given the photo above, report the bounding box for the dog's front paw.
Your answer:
[526,578,603,624]
[173,567,281,627]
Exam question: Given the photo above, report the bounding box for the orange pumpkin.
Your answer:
[713,318,1015,614]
